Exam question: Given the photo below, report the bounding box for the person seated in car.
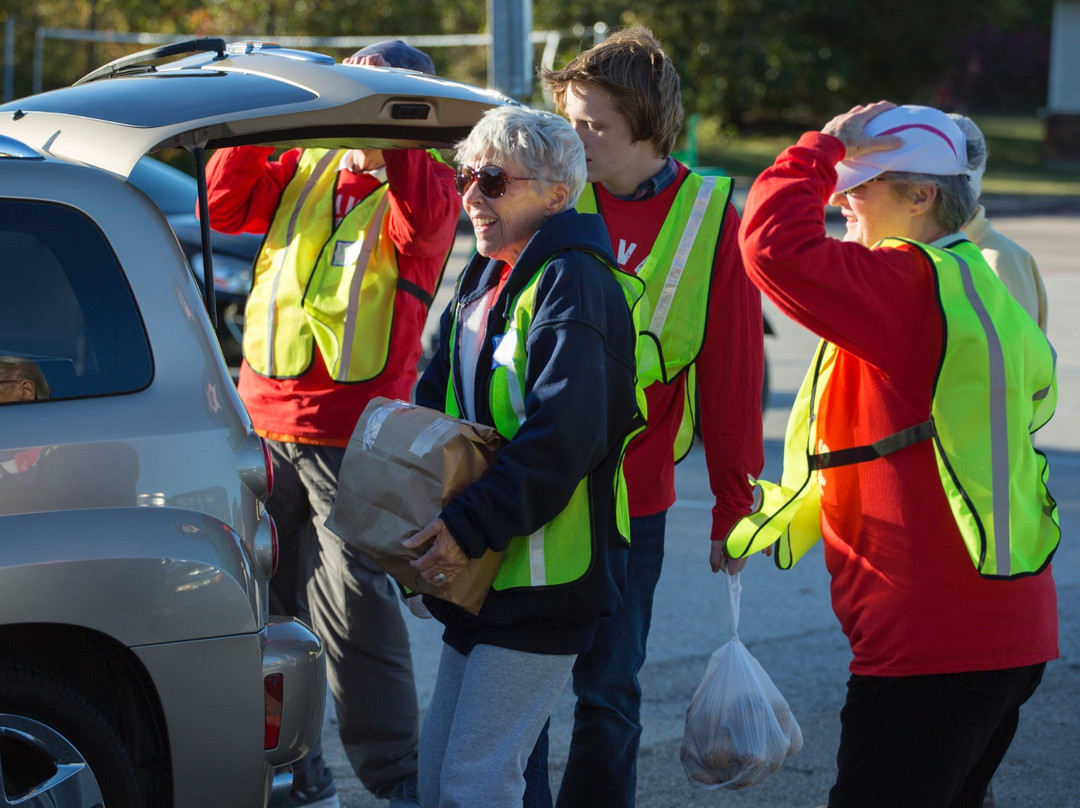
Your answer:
[0,356,50,404]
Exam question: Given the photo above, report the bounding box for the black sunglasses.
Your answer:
[455,164,537,198]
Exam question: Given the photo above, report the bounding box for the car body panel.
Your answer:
[134,619,325,808]
[0,142,315,805]
[0,508,261,642]
[259,619,327,768]
[0,158,260,517]
[128,155,262,363]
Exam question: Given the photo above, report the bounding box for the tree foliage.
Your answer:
[535,0,1053,127]
[2,0,1054,127]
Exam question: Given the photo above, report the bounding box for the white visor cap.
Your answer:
[833,105,967,194]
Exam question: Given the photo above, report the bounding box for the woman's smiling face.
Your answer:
[830,178,918,248]
[459,154,561,266]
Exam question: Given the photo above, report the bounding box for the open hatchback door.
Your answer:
[0,38,511,176]
[0,38,511,322]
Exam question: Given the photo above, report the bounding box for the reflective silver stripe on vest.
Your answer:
[266,149,339,376]
[529,526,546,586]
[501,345,528,424]
[957,255,1011,575]
[649,176,716,335]
[335,190,391,382]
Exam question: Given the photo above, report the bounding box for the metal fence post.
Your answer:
[33,26,43,95]
[487,0,532,100]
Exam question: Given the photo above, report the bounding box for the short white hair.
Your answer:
[947,113,988,199]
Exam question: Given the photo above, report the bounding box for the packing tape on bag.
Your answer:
[410,417,456,457]
[363,400,412,450]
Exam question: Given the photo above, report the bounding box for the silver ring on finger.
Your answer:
[433,571,448,584]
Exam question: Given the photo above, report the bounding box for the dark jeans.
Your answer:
[829,663,1046,808]
[523,511,667,808]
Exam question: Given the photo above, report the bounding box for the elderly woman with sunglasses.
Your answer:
[401,104,644,807]
[730,102,1058,808]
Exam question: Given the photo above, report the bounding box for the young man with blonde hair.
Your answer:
[526,26,765,807]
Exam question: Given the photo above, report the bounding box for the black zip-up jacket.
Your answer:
[415,208,641,655]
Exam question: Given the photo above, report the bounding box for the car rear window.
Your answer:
[0,200,152,402]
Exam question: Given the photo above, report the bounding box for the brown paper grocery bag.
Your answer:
[326,397,506,615]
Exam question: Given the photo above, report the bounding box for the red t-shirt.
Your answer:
[593,168,764,541]
[205,146,459,446]
[739,131,1058,676]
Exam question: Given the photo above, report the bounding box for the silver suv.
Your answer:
[0,39,505,806]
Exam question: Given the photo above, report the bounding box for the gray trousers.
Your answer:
[418,643,575,808]
[267,439,419,797]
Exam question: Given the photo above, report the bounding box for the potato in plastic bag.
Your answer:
[680,573,803,790]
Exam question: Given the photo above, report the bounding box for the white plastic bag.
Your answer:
[680,573,803,790]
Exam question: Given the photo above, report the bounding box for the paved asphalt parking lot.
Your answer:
[322,198,1080,808]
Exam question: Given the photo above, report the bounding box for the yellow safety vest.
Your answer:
[726,239,1059,579]
[577,173,732,461]
[445,254,646,590]
[244,149,419,381]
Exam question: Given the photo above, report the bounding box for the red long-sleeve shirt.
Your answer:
[595,166,765,542]
[739,131,1057,676]
[205,146,459,446]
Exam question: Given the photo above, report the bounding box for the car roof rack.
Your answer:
[74,38,227,86]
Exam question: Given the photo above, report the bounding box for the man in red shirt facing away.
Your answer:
[205,40,455,808]
[525,26,765,807]
[730,102,1058,808]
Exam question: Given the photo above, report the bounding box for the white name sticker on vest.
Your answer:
[491,331,518,369]
[332,239,362,268]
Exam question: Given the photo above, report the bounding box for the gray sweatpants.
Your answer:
[267,439,419,797]
[418,642,575,808]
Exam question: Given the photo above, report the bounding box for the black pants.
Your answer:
[829,663,1045,808]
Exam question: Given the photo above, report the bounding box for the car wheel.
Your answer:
[0,663,142,807]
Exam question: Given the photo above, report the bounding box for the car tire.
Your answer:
[0,662,142,807]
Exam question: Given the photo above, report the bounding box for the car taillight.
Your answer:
[264,672,283,750]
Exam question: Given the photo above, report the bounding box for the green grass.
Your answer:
[687,114,1080,196]
[971,115,1080,195]
[677,116,799,179]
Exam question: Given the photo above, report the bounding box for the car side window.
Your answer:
[0,200,152,403]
